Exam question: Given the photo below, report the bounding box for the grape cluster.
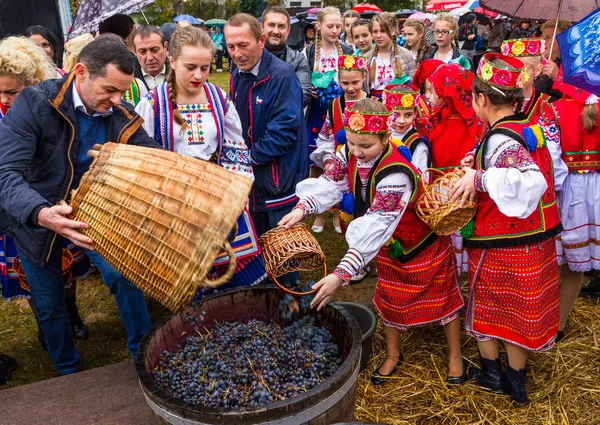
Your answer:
[152,316,341,410]
[279,280,316,321]
[316,81,344,109]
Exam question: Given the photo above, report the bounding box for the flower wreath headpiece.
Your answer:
[343,106,392,135]
[476,53,529,91]
[337,55,367,72]
[382,85,419,111]
[501,38,545,57]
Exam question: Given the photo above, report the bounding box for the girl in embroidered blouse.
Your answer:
[136,27,265,292]
[365,13,416,98]
[304,7,353,234]
[280,98,465,387]
[452,54,561,406]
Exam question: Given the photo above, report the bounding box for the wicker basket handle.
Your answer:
[421,168,446,190]
[269,260,326,297]
[197,242,237,288]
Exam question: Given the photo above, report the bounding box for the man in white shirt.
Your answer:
[132,26,169,90]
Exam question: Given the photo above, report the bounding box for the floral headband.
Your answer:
[338,55,367,72]
[501,38,545,57]
[343,107,392,134]
[477,53,529,91]
[382,86,419,111]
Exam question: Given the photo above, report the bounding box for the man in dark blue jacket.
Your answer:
[225,13,309,238]
[0,35,159,375]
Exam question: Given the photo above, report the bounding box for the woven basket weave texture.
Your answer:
[415,168,477,236]
[69,143,252,311]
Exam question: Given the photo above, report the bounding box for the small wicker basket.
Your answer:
[415,168,477,236]
[13,249,73,292]
[68,143,253,312]
[258,223,326,296]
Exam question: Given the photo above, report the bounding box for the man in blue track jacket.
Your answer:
[225,13,309,237]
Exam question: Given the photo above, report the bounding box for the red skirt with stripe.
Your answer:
[465,238,560,351]
[374,236,464,330]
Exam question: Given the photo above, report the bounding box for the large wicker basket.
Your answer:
[13,249,74,292]
[68,143,253,312]
[415,168,477,236]
[258,223,326,296]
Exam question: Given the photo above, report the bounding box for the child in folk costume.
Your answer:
[280,99,466,386]
[418,64,484,274]
[551,69,600,336]
[135,27,267,292]
[452,53,562,406]
[365,12,416,98]
[383,84,431,172]
[412,59,444,118]
[311,55,368,236]
[304,7,354,233]
[501,38,568,193]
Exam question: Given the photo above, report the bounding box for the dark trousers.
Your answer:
[215,50,224,70]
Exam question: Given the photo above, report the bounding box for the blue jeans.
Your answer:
[252,206,300,288]
[18,240,151,375]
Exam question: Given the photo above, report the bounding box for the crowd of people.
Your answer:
[0,5,598,413]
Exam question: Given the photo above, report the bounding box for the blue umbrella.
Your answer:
[173,14,204,25]
[469,0,480,9]
[557,7,600,96]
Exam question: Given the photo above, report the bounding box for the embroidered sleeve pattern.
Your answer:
[490,139,540,174]
[296,196,317,219]
[220,139,253,177]
[474,169,487,192]
[333,248,365,285]
[367,184,408,216]
[323,154,348,183]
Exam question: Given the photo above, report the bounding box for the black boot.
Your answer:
[503,366,529,406]
[0,352,17,385]
[468,356,503,392]
[65,295,89,340]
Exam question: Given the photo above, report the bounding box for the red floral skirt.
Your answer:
[374,236,464,330]
[465,238,560,351]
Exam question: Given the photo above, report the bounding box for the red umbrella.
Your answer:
[474,7,498,17]
[352,3,383,14]
[425,0,468,11]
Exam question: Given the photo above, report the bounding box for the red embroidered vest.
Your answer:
[553,98,600,173]
[330,97,345,135]
[464,118,562,248]
[347,144,436,262]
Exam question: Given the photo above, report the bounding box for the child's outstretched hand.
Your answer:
[278,208,305,229]
[310,274,344,311]
[451,167,477,208]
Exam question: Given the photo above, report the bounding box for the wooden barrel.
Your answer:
[136,285,363,425]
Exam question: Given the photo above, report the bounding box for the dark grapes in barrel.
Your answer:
[152,316,342,410]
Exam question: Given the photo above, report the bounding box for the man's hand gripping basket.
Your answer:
[68,143,253,312]
[415,168,477,236]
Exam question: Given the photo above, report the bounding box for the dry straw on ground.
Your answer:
[351,300,600,425]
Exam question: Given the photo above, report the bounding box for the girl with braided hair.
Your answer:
[136,26,266,292]
[303,7,353,233]
[424,14,471,70]
[403,19,431,66]
[364,12,416,98]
